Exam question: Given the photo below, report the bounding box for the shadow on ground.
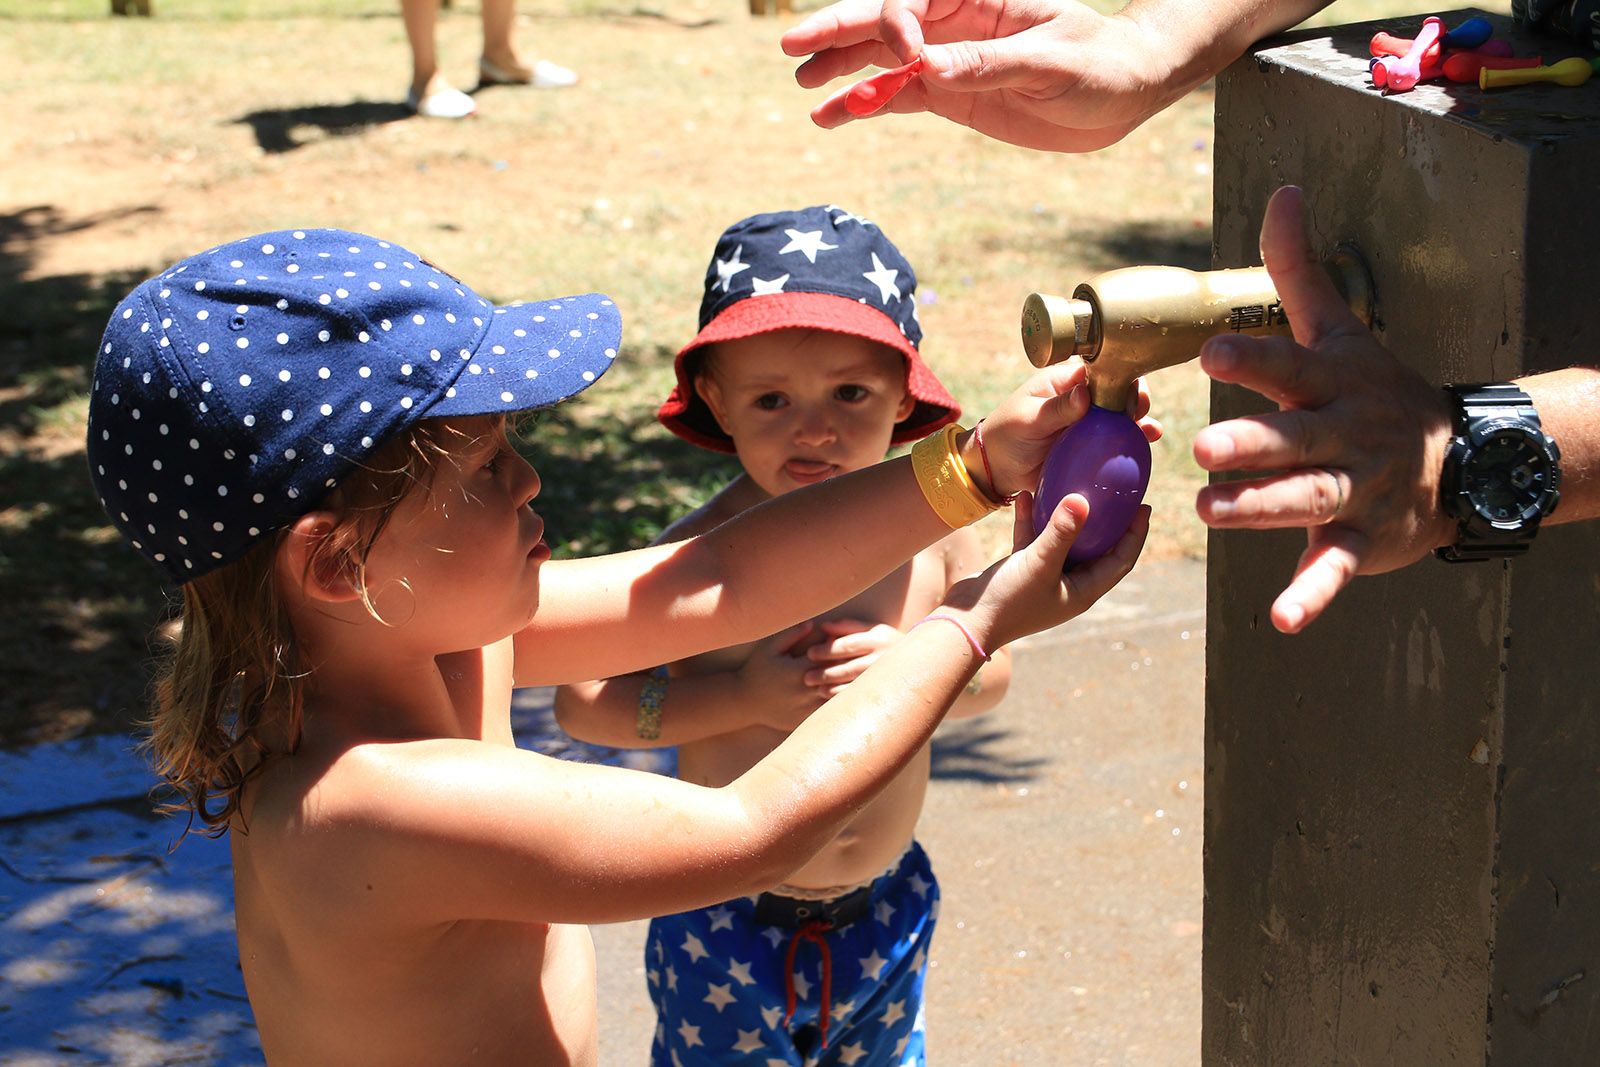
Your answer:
[1075,219,1214,273]
[0,206,171,747]
[931,720,1046,784]
[231,102,412,155]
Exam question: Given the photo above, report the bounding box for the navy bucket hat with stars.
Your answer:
[87,227,621,584]
[658,205,959,455]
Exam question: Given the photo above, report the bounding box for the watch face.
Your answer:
[1465,429,1555,524]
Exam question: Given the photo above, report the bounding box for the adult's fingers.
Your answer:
[1194,467,1351,529]
[810,74,931,128]
[1258,185,1368,350]
[879,0,929,57]
[920,33,1076,94]
[782,0,926,56]
[1198,333,1344,412]
[794,39,907,89]
[1270,528,1366,634]
[1193,406,1346,474]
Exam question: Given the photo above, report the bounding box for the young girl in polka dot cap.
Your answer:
[86,226,1150,1065]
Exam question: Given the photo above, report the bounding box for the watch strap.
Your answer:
[1446,382,1543,433]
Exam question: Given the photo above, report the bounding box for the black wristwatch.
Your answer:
[1436,383,1562,562]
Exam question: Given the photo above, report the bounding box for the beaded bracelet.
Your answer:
[910,424,1000,529]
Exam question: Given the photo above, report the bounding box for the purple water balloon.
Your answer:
[1031,405,1152,565]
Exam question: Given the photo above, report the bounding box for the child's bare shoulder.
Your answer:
[655,476,763,546]
[242,737,549,896]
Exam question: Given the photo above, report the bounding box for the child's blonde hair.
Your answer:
[145,416,505,834]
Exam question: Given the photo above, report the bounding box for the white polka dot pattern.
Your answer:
[86,227,622,583]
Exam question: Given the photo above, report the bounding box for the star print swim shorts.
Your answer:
[646,841,940,1066]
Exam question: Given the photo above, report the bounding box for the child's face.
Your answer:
[357,417,549,652]
[697,329,915,497]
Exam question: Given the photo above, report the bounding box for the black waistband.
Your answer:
[753,884,872,930]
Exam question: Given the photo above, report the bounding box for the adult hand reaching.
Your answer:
[1192,185,1456,635]
[781,0,1330,152]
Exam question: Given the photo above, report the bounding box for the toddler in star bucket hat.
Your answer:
[86,223,1150,1065]
[557,206,1044,1066]
[658,203,959,453]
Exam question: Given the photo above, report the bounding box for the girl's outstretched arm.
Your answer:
[516,358,1157,686]
[276,493,1148,928]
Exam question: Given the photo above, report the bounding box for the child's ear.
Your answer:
[276,512,362,604]
[894,390,916,424]
[696,372,733,436]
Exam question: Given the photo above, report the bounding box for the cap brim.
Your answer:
[426,292,621,417]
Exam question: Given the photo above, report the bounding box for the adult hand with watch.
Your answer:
[1194,185,1600,635]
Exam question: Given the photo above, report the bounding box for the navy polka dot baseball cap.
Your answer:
[86,227,622,584]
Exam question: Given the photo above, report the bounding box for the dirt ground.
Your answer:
[0,0,1224,746]
[0,0,1464,743]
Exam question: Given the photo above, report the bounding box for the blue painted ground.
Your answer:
[0,689,671,1066]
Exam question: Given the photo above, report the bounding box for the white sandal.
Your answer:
[406,84,477,119]
[479,56,579,89]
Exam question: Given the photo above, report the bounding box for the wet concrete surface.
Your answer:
[0,557,1204,1066]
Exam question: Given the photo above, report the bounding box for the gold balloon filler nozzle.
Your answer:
[1019,250,1376,410]
[1017,248,1376,566]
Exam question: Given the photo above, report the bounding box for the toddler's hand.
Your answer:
[942,491,1149,650]
[803,618,903,699]
[741,622,830,732]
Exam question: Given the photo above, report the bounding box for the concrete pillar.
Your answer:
[1205,10,1600,1064]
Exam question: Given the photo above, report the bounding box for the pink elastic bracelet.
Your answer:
[915,613,992,662]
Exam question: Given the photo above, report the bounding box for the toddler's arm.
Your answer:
[292,492,1148,928]
[553,622,822,747]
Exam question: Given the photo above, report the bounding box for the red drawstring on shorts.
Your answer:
[782,919,835,1049]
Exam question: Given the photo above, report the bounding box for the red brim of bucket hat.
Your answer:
[657,291,960,454]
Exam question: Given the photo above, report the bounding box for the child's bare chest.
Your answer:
[683,550,947,675]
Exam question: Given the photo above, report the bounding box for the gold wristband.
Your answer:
[636,669,667,740]
[910,424,1000,529]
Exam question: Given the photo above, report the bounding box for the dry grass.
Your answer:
[0,0,1501,742]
